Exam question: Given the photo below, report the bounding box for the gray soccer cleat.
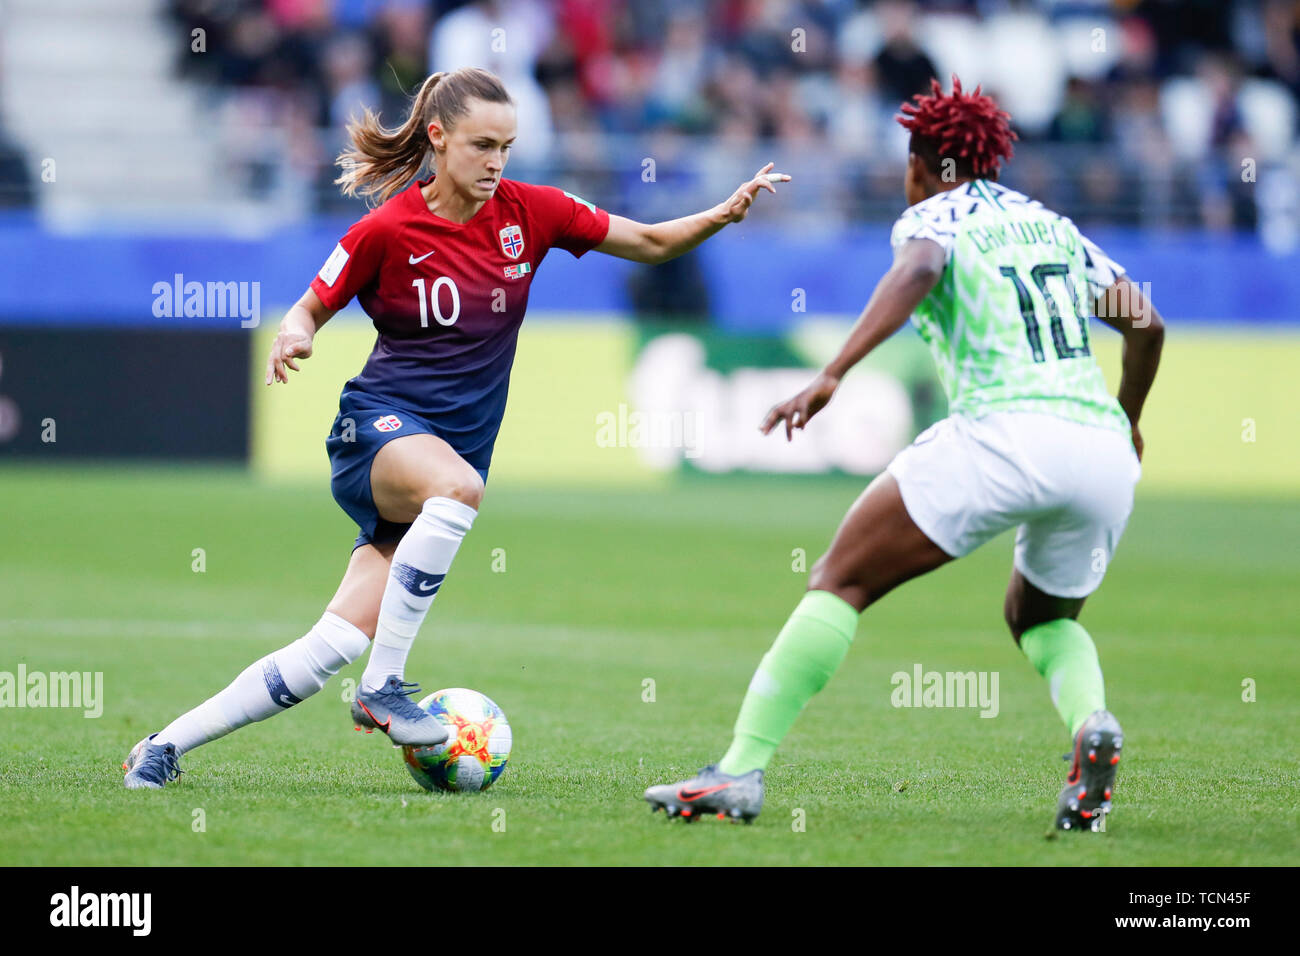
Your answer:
[1055,709,1124,832]
[351,677,449,746]
[122,734,183,790]
[644,764,764,823]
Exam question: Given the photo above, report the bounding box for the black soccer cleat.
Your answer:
[1054,709,1123,832]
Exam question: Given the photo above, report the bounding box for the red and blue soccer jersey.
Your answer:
[311,175,610,474]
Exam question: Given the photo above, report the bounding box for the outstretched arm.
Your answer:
[760,237,946,440]
[265,288,338,385]
[595,162,790,265]
[1093,276,1164,460]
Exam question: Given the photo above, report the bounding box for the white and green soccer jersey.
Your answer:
[889,180,1131,434]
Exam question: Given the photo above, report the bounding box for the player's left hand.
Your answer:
[718,162,791,224]
[760,371,839,441]
[1131,423,1144,462]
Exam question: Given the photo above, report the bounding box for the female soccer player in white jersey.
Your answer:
[646,77,1164,831]
[123,67,789,789]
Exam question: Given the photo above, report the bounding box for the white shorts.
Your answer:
[885,412,1141,598]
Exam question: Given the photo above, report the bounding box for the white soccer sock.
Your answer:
[153,612,370,754]
[361,496,477,691]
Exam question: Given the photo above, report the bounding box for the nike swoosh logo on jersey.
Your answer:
[409,250,435,264]
[678,782,731,802]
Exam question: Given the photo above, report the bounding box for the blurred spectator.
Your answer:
[872,0,939,105]
[824,59,884,155]
[321,33,380,129]
[152,0,1300,235]
[1105,15,1159,88]
[1257,0,1300,101]
[428,0,556,163]
[1194,54,1257,232]
[0,128,35,209]
[645,10,712,131]
[1135,0,1236,76]
[372,3,433,119]
[1049,76,1110,143]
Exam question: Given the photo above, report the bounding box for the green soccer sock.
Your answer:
[718,590,858,776]
[1019,618,1106,737]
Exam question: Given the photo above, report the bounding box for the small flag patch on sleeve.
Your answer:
[318,243,349,287]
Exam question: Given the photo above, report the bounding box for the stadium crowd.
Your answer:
[162,0,1299,233]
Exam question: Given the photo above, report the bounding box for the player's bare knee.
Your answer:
[429,471,483,510]
[1005,592,1049,643]
[807,559,868,611]
[403,468,483,513]
[806,554,834,593]
[1005,597,1083,644]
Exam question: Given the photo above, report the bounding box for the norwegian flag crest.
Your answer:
[499,224,524,259]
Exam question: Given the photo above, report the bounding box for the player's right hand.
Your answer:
[1131,423,1144,462]
[266,328,314,384]
[760,371,840,441]
[718,162,791,224]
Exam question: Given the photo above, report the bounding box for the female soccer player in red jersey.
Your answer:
[123,67,789,788]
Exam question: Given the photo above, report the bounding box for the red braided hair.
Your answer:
[897,75,1018,179]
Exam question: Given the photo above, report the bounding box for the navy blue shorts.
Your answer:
[326,394,490,550]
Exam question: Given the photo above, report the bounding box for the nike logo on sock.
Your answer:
[393,563,445,598]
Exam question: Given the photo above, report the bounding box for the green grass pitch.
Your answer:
[1,466,1296,865]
